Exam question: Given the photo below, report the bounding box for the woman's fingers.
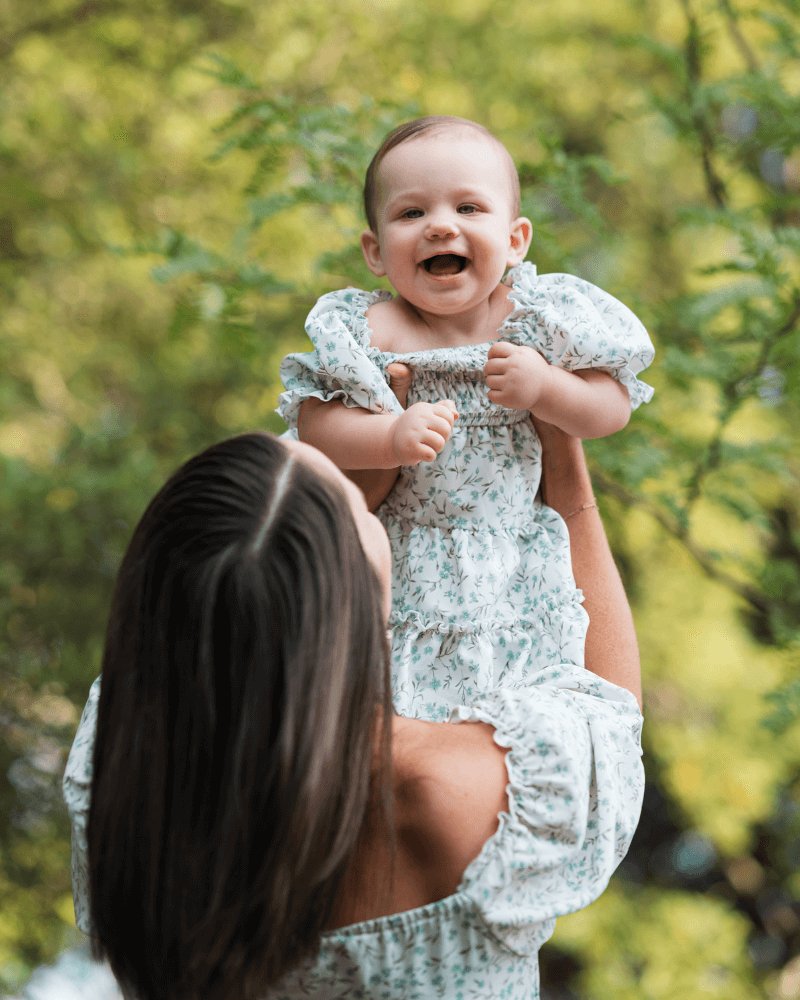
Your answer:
[387,363,413,408]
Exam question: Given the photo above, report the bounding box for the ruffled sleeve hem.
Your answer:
[63,676,102,936]
[277,287,403,432]
[504,263,655,410]
[450,664,644,955]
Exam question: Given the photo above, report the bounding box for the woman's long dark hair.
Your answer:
[88,433,392,1000]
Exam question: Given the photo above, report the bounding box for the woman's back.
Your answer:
[63,429,644,1000]
[272,674,640,998]
[66,666,643,1000]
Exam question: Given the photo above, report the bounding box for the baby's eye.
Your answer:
[401,208,424,219]
[457,204,479,215]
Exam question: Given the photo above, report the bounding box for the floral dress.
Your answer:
[279,262,654,721]
[63,665,645,1000]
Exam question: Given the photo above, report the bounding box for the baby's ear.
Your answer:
[507,217,533,265]
[361,230,387,277]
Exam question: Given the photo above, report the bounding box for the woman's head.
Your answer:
[88,433,393,1000]
[283,437,392,618]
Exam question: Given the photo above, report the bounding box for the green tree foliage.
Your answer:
[2,0,798,995]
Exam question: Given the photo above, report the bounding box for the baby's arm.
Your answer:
[343,365,412,511]
[484,342,630,439]
[298,396,457,469]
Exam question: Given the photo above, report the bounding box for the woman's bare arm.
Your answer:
[345,468,403,513]
[536,419,642,706]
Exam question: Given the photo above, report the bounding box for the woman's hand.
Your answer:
[531,417,594,513]
[386,362,413,408]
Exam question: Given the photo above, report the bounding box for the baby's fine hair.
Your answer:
[363,115,522,232]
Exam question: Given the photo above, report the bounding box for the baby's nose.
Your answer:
[425,213,459,238]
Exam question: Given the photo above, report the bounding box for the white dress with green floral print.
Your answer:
[279,262,654,721]
[64,664,645,999]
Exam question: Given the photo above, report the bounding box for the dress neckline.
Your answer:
[320,704,522,940]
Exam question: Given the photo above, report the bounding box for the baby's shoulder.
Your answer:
[309,285,378,323]
[305,286,389,349]
[365,296,419,353]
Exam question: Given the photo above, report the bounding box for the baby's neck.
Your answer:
[415,301,497,347]
[368,285,513,354]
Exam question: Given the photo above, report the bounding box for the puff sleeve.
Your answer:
[453,663,644,954]
[277,288,403,434]
[62,676,101,935]
[504,263,655,409]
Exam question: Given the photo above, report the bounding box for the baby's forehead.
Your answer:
[391,124,506,163]
[376,126,519,207]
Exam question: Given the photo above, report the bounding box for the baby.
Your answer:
[279,116,654,720]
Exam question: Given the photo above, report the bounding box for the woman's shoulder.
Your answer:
[393,669,643,894]
[333,676,643,952]
[394,718,509,900]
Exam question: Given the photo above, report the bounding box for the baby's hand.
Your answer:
[390,401,457,465]
[484,341,550,411]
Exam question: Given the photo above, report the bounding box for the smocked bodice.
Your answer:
[277,262,654,720]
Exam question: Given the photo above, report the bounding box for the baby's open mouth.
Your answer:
[423,254,467,276]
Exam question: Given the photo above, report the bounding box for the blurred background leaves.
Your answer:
[1,0,799,996]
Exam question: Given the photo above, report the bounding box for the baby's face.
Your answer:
[361,130,531,321]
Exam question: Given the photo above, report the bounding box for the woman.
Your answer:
[63,426,643,1000]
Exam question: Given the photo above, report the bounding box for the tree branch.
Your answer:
[717,0,761,73]
[592,468,771,614]
[680,0,729,208]
[684,293,800,510]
